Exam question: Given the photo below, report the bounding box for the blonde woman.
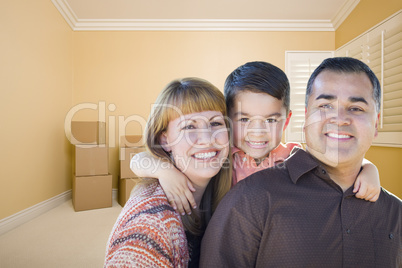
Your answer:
[104,78,232,267]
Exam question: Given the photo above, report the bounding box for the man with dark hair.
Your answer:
[200,57,401,267]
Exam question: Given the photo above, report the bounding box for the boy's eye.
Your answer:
[239,118,249,122]
[319,104,333,109]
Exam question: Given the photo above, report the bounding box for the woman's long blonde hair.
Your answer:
[140,77,232,235]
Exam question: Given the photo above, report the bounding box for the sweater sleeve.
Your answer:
[105,185,189,268]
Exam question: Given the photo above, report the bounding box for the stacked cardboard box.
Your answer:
[118,135,145,207]
[71,121,112,212]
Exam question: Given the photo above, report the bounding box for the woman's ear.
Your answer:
[160,132,171,152]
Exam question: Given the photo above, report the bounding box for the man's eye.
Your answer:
[350,107,364,112]
[239,118,249,122]
[265,118,277,123]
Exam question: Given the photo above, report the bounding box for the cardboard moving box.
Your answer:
[120,135,144,148]
[71,121,106,145]
[120,146,146,179]
[72,174,113,212]
[75,145,109,176]
[118,177,141,207]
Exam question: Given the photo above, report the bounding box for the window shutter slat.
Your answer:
[285,51,334,143]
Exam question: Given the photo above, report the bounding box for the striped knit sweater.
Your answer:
[104,181,189,268]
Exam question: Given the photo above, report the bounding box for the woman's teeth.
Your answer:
[193,151,217,159]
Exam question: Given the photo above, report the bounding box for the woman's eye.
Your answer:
[211,121,224,127]
[182,125,195,130]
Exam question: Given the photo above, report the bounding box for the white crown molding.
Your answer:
[52,0,336,32]
[0,190,72,236]
[72,19,335,32]
[332,0,360,30]
[52,0,79,30]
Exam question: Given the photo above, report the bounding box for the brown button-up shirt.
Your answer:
[200,149,402,267]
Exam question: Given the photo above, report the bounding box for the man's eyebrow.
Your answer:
[349,97,368,105]
[316,94,336,101]
[315,94,369,105]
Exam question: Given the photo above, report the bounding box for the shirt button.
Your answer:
[389,233,394,239]
[322,170,326,175]
[346,229,351,234]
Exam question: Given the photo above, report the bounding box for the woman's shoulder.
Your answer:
[105,181,189,267]
[125,181,177,221]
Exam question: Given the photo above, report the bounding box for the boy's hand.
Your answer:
[353,159,380,202]
[159,167,196,215]
[353,177,380,202]
[130,151,197,214]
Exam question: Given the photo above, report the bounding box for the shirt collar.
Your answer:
[287,148,358,196]
[285,147,319,184]
[231,146,242,156]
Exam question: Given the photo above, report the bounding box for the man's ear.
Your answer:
[282,110,292,131]
[160,132,171,152]
[374,113,380,138]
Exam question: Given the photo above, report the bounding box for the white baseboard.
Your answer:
[0,190,72,236]
[0,189,119,236]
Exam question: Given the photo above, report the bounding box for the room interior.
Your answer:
[0,0,401,266]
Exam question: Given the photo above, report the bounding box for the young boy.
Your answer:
[224,61,300,186]
[131,61,380,215]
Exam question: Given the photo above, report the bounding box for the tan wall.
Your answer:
[336,0,402,198]
[72,31,335,189]
[365,147,402,198]
[0,0,73,219]
[335,0,402,48]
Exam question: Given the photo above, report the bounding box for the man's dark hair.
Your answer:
[305,57,381,111]
[224,61,290,115]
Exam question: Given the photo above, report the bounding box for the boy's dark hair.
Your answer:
[306,57,381,112]
[224,61,290,115]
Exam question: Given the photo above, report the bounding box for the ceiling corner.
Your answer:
[331,0,360,30]
[52,0,78,30]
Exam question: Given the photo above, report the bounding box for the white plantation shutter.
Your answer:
[285,51,334,143]
[336,35,365,60]
[336,10,402,147]
[382,16,402,133]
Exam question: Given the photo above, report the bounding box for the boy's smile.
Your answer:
[230,91,291,163]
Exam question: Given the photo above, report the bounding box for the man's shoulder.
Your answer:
[379,188,402,207]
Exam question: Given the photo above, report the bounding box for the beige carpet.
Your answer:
[0,199,122,268]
